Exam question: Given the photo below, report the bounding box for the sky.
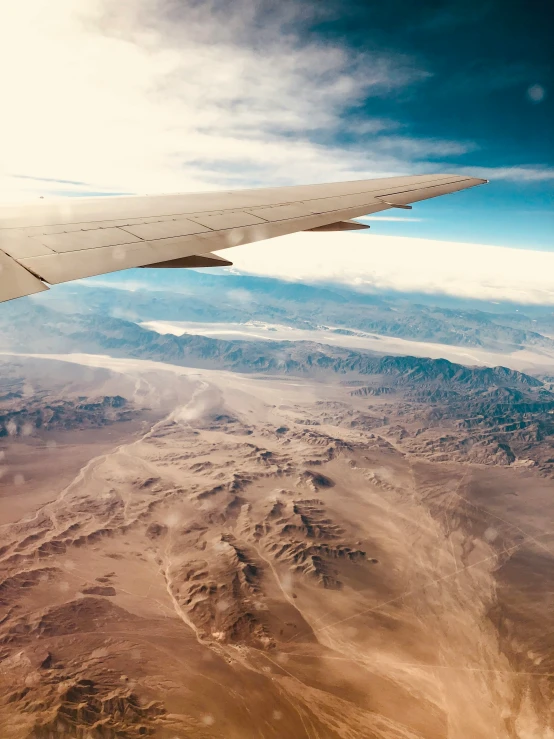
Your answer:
[0,0,552,301]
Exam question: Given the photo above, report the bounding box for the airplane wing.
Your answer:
[0,174,486,303]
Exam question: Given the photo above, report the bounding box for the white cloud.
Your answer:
[458,166,554,182]
[219,231,554,305]
[373,136,477,158]
[0,0,477,202]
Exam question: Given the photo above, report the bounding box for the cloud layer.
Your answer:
[0,0,483,201]
[220,232,554,305]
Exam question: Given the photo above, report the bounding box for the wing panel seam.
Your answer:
[0,176,473,231]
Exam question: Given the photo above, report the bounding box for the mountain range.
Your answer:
[18,269,554,354]
[1,298,553,475]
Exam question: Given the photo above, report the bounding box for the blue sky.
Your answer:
[322,0,552,166]
[1,0,552,267]
[362,183,554,250]
[312,0,553,249]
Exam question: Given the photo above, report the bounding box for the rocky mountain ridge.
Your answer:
[12,269,554,353]
[1,304,552,475]
[0,367,136,437]
[0,303,545,392]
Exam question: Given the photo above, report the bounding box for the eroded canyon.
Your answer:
[1,354,553,738]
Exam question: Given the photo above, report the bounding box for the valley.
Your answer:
[0,354,553,738]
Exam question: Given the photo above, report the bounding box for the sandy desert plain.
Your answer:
[0,352,554,739]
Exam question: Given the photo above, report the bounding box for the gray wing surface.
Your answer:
[0,174,486,303]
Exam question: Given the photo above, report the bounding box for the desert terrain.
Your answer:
[140,318,554,374]
[0,353,553,738]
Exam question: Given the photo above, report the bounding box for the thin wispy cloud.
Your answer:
[11,174,92,186]
[373,136,477,158]
[0,0,475,201]
[458,166,554,182]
